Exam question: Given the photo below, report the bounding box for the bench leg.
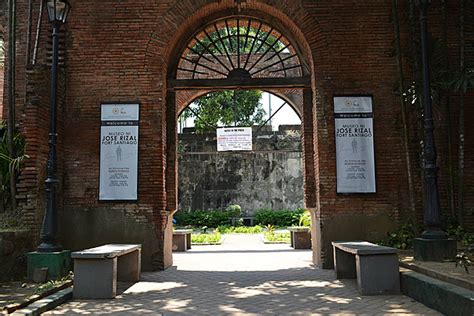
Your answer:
[73,258,117,299]
[118,249,141,282]
[173,234,187,251]
[356,254,400,295]
[333,247,356,279]
[186,233,192,250]
[290,231,294,248]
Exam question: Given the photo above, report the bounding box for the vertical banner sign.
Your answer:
[334,96,376,193]
[99,103,139,200]
[217,127,252,151]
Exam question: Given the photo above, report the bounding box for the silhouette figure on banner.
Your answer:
[352,139,358,154]
[116,146,122,161]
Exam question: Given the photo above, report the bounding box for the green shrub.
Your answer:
[380,223,418,250]
[225,204,242,217]
[447,225,474,247]
[264,231,290,243]
[174,210,234,227]
[254,208,304,227]
[191,232,222,244]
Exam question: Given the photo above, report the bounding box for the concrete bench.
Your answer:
[172,229,193,251]
[332,241,400,295]
[71,244,141,299]
[288,227,311,249]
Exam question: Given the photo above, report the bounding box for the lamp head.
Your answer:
[47,0,71,24]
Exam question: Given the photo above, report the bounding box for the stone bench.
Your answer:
[172,229,193,251]
[71,244,141,299]
[288,227,311,249]
[332,241,400,295]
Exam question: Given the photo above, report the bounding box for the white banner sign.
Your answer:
[99,103,139,200]
[334,96,376,193]
[217,127,252,151]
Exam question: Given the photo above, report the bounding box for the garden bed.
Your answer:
[191,232,224,245]
[263,231,291,244]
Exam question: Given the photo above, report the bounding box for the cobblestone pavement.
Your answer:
[46,234,439,315]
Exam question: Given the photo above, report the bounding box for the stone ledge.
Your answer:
[400,260,474,291]
[400,268,474,316]
[11,287,72,316]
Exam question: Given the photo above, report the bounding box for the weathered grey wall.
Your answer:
[178,125,303,215]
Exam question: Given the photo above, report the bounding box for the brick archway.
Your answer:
[175,89,303,118]
[157,3,322,268]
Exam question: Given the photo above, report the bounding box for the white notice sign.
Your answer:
[217,127,252,151]
[99,103,139,200]
[334,96,376,193]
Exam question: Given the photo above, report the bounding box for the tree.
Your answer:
[181,90,266,133]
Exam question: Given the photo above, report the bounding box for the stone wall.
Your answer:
[178,126,303,214]
[0,230,32,281]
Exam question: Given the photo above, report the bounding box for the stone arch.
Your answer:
[145,1,325,268]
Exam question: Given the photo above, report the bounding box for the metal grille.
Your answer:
[177,17,303,80]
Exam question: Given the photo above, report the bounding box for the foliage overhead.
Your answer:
[180,90,265,133]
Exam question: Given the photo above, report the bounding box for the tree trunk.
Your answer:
[7,0,17,211]
[457,0,466,226]
[393,0,416,217]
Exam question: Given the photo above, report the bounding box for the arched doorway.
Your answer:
[164,12,320,267]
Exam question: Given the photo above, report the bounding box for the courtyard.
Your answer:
[44,234,438,315]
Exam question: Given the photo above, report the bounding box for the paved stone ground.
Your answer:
[46,234,439,315]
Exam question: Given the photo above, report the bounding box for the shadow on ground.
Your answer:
[45,267,436,315]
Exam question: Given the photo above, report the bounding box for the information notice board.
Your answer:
[217,127,252,151]
[334,96,376,193]
[99,103,139,200]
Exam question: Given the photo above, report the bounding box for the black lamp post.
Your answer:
[419,0,444,238]
[413,0,456,261]
[37,0,71,252]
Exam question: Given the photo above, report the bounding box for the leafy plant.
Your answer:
[266,224,275,233]
[225,204,242,217]
[0,122,29,211]
[298,209,311,227]
[447,225,474,247]
[264,231,290,243]
[455,252,471,273]
[34,271,73,295]
[380,223,418,250]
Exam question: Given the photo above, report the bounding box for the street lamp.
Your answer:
[413,0,456,261]
[37,0,71,252]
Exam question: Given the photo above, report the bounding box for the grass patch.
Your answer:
[264,231,291,243]
[191,232,222,244]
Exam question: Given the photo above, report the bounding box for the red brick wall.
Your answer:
[6,0,474,270]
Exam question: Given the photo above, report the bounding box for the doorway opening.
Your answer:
[165,13,318,266]
[175,90,304,244]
